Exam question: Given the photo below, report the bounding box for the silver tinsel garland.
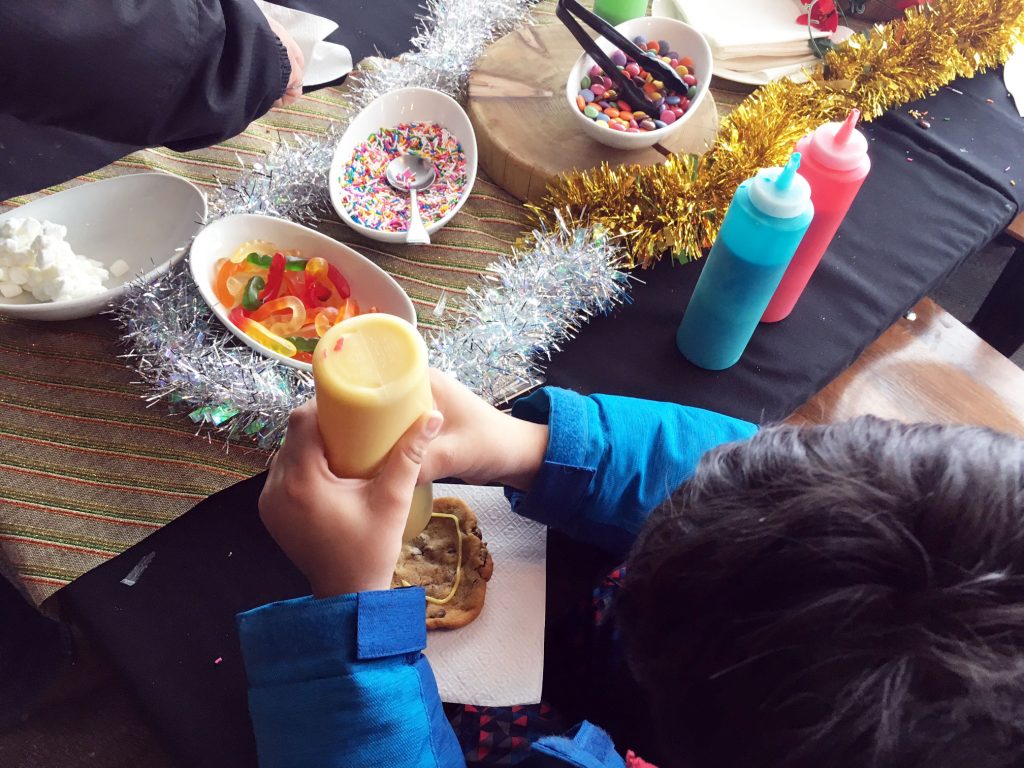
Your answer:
[430,215,631,404]
[118,264,311,447]
[116,0,634,447]
[118,219,629,447]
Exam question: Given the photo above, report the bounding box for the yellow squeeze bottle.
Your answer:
[312,313,434,540]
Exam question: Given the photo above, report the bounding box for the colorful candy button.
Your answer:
[575,42,699,135]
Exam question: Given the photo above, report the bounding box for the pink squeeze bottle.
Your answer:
[761,110,870,323]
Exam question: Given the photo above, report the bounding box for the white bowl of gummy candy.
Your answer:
[189,213,417,372]
[565,15,713,151]
[329,87,478,244]
[0,173,206,321]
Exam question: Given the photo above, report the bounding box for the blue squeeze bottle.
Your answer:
[676,153,813,370]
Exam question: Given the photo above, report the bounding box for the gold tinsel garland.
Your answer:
[533,0,1024,268]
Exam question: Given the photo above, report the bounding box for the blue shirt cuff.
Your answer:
[505,387,758,558]
[505,387,600,531]
[237,587,426,687]
[532,721,626,768]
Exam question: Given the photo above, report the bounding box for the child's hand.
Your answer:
[420,369,549,492]
[259,400,443,598]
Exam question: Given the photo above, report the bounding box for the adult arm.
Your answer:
[1,0,290,151]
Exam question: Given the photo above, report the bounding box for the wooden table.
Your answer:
[791,297,1024,436]
[3,297,1023,768]
[5,3,1024,761]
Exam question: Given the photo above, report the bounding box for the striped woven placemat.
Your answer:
[0,75,530,603]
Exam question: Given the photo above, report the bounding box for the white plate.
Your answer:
[711,63,809,85]
[0,173,206,321]
[304,40,353,86]
[189,213,416,372]
[329,87,478,244]
[254,0,351,86]
[650,0,835,85]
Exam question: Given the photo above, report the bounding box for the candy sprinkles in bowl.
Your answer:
[339,122,467,232]
[330,87,479,244]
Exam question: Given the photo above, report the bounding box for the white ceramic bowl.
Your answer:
[189,213,416,371]
[0,173,206,321]
[565,16,713,151]
[329,87,478,244]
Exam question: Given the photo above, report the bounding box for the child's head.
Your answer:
[616,416,1024,768]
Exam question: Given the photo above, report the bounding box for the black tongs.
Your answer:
[555,0,690,113]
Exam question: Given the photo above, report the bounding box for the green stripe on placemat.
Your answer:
[0,67,533,601]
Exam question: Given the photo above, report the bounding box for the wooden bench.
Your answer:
[790,297,1024,435]
[969,214,1024,357]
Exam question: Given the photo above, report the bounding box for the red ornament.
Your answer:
[625,750,659,768]
[796,0,839,34]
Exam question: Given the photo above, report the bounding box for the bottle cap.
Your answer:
[807,109,868,171]
[747,152,811,219]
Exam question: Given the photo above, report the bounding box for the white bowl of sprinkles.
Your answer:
[329,87,478,244]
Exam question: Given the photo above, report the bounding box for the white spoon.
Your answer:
[385,154,436,246]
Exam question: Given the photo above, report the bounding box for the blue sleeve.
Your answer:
[237,588,465,768]
[506,388,758,558]
[530,721,626,767]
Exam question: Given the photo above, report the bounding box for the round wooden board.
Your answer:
[468,20,719,204]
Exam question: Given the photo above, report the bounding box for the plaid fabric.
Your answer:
[447,703,566,766]
[593,566,627,628]
[447,565,629,765]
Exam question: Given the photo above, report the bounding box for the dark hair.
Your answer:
[616,416,1024,768]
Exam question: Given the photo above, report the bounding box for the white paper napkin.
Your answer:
[653,0,828,84]
[424,484,547,706]
[1005,45,1024,118]
[254,0,353,86]
[656,0,828,54]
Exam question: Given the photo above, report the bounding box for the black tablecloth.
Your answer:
[546,75,1024,421]
[59,37,1024,768]
[64,478,631,768]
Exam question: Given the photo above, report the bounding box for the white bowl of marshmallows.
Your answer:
[0,173,207,321]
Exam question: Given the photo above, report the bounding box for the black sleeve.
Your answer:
[0,0,291,151]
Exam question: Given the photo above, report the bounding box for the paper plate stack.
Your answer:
[652,0,837,85]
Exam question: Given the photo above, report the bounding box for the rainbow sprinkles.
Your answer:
[338,121,468,232]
